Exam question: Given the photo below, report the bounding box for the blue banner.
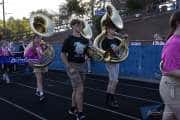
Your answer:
[0,56,30,64]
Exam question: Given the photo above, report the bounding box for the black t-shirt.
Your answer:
[61,35,89,63]
[102,37,121,57]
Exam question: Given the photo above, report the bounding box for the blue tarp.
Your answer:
[49,44,163,81]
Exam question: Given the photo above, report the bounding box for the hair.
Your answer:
[70,19,84,28]
[32,34,42,51]
[167,11,180,39]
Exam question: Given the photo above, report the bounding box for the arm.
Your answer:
[60,52,69,67]
[36,47,43,60]
[61,52,75,73]
[61,38,71,68]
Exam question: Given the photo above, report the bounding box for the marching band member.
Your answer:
[93,4,128,109]
[24,35,47,101]
[1,41,11,84]
[160,11,180,120]
[101,19,122,108]
[61,19,89,120]
[0,41,3,83]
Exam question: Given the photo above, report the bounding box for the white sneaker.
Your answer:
[2,74,6,81]
[5,74,10,84]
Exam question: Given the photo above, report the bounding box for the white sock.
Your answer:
[5,74,10,83]
[36,88,39,92]
[39,92,44,96]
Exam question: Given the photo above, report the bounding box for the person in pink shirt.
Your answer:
[160,11,180,120]
[24,35,47,101]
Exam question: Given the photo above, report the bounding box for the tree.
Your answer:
[6,17,30,40]
[58,0,101,35]
[57,0,91,30]
[66,0,86,17]
[89,0,95,18]
[30,9,53,18]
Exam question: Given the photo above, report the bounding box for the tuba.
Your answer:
[29,13,55,37]
[93,4,129,63]
[25,13,55,68]
[80,20,106,61]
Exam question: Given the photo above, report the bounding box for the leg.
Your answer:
[111,80,119,94]
[105,80,113,105]
[105,63,113,105]
[68,88,77,115]
[75,83,86,120]
[34,71,45,101]
[110,63,119,102]
[72,88,77,108]
[67,66,79,115]
[76,66,86,120]
[106,63,119,108]
[106,80,113,93]
[76,83,84,112]
[35,72,43,93]
[87,58,91,73]
[4,64,10,84]
[108,80,119,108]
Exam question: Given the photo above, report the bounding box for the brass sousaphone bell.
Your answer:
[79,20,106,61]
[29,13,55,37]
[93,3,129,63]
[25,13,55,68]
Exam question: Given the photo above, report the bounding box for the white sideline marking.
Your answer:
[48,79,161,104]
[0,97,48,120]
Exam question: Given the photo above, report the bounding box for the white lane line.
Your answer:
[47,79,161,104]
[14,82,141,120]
[0,97,48,120]
[87,77,159,91]
[53,73,159,91]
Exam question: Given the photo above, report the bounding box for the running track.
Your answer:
[0,70,162,120]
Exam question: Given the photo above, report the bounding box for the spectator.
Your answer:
[153,33,165,45]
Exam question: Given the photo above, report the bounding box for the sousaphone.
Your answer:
[93,3,129,63]
[25,12,55,68]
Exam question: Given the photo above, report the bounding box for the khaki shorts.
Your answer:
[33,67,48,73]
[160,76,180,120]
[66,62,86,88]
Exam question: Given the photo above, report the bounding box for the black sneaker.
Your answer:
[68,107,77,116]
[110,101,119,108]
[76,112,86,120]
[35,91,40,96]
[39,95,45,101]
